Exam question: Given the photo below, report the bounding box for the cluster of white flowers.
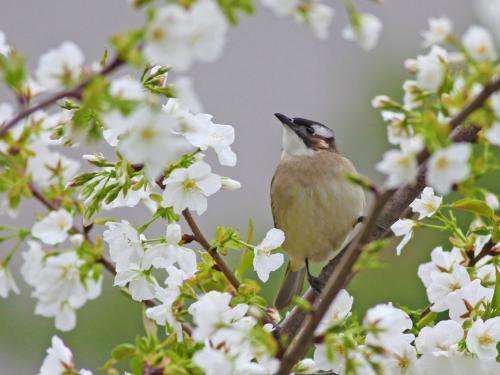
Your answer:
[144,0,228,72]
[21,239,102,331]
[191,291,280,374]
[372,18,500,195]
[261,0,381,48]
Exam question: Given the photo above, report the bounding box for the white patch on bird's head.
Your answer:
[281,126,315,157]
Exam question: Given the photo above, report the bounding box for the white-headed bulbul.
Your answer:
[272,113,365,310]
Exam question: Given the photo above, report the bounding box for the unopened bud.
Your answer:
[221,177,241,190]
[70,234,84,247]
[82,153,105,163]
[404,58,418,74]
[371,95,392,109]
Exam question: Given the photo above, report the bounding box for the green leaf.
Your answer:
[416,311,437,330]
[111,343,136,360]
[452,198,494,218]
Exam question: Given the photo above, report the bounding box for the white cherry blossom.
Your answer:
[114,264,158,301]
[144,0,228,71]
[0,30,11,56]
[301,2,335,40]
[315,289,353,335]
[390,219,415,255]
[462,25,498,61]
[485,122,500,146]
[261,0,299,17]
[188,291,248,341]
[342,13,382,51]
[376,136,423,189]
[162,160,222,215]
[143,223,197,275]
[427,265,470,312]
[364,303,414,345]
[445,279,493,322]
[421,17,452,47]
[253,228,285,282]
[32,209,73,245]
[145,282,182,340]
[415,46,448,92]
[410,187,442,219]
[466,317,500,359]
[415,320,463,357]
[109,76,146,101]
[35,41,84,90]
[0,264,20,298]
[417,246,465,288]
[427,143,471,194]
[39,336,75,375]
[103,220,143,272]
[114,106,191,178]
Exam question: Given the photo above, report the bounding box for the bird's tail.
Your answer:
[274,262,306,310]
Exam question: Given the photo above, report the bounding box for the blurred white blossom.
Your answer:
[342,13,382,51]
[462,25,498,62]
[421,17,452,47]
[35,41,84,90]
[32,209,73,245]
[427,143,471,194]
[144,0,228,71]
[0,264,19,298]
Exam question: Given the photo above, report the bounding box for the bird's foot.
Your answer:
[355,216,387,232]
[305,258,324,295]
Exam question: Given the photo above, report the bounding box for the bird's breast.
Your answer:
[271,152,365,270]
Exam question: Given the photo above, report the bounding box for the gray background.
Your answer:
[0,0,485,373]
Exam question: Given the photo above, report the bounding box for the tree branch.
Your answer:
[182,208,241,291]
[0,55,124,138]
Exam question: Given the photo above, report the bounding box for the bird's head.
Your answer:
[274,113,336,156]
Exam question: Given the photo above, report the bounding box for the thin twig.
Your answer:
[0,55,124,138]
[468,239,497,267]
[182,208,241,291]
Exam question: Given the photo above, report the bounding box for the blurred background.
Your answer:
[0,0,493,373]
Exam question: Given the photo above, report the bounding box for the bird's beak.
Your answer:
[274,113,296,130]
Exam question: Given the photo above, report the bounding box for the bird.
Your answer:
[271,113,365,310]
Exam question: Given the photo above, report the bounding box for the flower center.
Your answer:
[476,44,487,55]
[436,156,449,170]
[478,334,494,346]
[152,27,165,41]
[423,201,435,211]
[140,127,157,141]
[398,357,410,369]
[398,156,411,168]
[182,178,197,191]
[56,218,68,230]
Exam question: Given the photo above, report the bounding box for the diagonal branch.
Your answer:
[0,55,124,138]
[182,208,241,291]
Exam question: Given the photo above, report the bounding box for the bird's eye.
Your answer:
[306,126,314,135]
